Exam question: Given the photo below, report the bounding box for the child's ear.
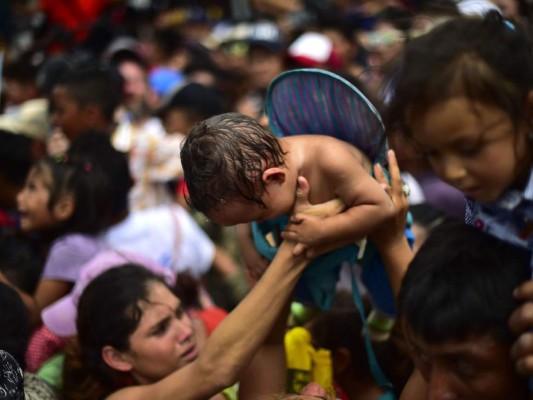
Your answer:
[332,347,352,375]
[262,167,286,185]
[85,104,104,127]
[102,345,133,372]
[53,195,74,221]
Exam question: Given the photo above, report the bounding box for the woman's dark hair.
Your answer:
[180,112,286,214]
[387,12,533,135]
[399,221,531,344]
[62,264,167,400]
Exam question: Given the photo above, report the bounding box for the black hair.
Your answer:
[409,203,449,230]
[3,60,38,85]
[157,82,225,123]
[374,6,415,32]
[57,66,123,124]
[308,310,374,380]
[0,129,33,187]
[387,12,533,135]
[0,282,30,369]
[31,130,131,236]
[0,232,43,295]
[150,27,185,60]
[109,48,149,72]
[399,221,531,344]
[68,130,133,219]
[180,112,286,214]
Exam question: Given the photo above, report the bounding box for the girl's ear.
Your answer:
[102,345,133,372]
[53,195,74,221]
[262,167,286,185]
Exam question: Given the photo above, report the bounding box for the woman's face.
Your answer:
[122,282,198,384]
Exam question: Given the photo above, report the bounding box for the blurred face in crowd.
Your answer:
[248,46,284,91]
[51,85,89,140]
[365,22,406,73]
[118,61,156,118]
[17,166,59,232]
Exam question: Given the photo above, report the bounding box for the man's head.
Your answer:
[110,50,157,119]
[180,112,290,225]
[398,221,531,400]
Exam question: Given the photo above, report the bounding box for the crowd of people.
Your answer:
[1,0,533,399]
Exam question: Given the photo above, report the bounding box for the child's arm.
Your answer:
[370,150,414,299]
[282,140,393,258]
[0,272,71,327]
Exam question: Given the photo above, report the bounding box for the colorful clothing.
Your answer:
[25,327,67,373]
[42,234,106,282]
[465,167,533,264]
[112,117,184,211]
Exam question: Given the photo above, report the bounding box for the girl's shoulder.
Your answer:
[44,234,106,279]
[52,233,106,252]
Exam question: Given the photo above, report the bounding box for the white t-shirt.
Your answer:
[102,204,215,278]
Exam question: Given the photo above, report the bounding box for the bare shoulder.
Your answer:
[292,134,371,172]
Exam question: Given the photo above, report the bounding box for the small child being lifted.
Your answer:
[180,112,393,260]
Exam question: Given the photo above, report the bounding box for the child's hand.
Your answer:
[509,280,533,376]
[369,150,409,250]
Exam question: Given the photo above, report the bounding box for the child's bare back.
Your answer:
[283,134,373,205]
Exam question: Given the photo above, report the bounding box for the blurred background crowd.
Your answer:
[0,0,532,399]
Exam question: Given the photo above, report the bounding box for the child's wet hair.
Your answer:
[387,11,533,134]
[180,112,286,214]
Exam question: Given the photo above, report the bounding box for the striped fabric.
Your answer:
[265,68,388,165]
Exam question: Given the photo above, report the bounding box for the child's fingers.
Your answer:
[281,230,297,242]
[516,354,533,376]
[514,280,533,300]
[509,301,533,334]
[387,150,403,197]
[290,214,304,224]
[510,332,533,375]
[374,163,386,184]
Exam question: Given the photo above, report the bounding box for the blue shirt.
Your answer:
[465,167,533,265]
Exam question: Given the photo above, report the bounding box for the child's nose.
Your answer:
[438,155,466,184]
[16,190,25,206]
